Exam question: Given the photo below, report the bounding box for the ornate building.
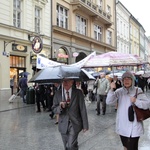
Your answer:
[0,0,116,99]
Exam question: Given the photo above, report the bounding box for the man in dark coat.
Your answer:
[52,79,89,150]
[35,84,46,112]
[137,75,146,92]
[18,74,28,103]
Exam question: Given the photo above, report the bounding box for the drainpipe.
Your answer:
[50,0,53,59]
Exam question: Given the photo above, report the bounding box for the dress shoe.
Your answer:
[49,113,54,119]
[46,109,51,112]
[43,107,46,111]
[36,110,41,113]
[55,121,58,125]
[102,112,105,115]
[96,112,100,115]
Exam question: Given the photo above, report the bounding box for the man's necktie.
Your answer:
[66,91,70,100]
[66,91,70,104]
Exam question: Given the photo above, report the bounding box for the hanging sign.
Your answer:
[32,36,43,53]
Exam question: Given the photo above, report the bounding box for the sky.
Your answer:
[119,0,150,36]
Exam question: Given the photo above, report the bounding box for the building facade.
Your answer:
[52,0,117,64]
[116,0,150,71]
[139,26,146,60]
[116,1,130,54]
[0,0,52,99]
[129,15,140,56]
[0,0,117,99]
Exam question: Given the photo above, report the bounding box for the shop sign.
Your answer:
[32,36,43,53]
[73,52,79,57]
[12,44,27,52]
[58,53,68,58]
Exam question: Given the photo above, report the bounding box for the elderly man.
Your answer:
[95,72,110,115]
[52,79,89,150]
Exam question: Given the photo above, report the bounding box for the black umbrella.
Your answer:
[29,65,95,83]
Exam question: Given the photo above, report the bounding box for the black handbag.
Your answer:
[128,105,134,121]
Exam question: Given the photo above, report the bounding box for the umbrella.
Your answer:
[83,52,148,68]
[135,70,150,78]
[80,69,95,81]
[91,72,101,77]
[108,72,125,79]
[19,71,30,77]
[135,70,145,75]
[91,69,111,77]
[29,65,95,83]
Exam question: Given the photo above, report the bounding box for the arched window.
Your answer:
[75,52,86,62]
[57,47,68,64]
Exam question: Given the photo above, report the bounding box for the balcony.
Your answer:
[71,0,112,26]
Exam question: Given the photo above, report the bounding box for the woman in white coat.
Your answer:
[106,71,150,150]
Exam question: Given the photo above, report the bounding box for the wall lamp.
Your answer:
[30,51,37,64]
[3,40,15,57]
[28,34,34,41]
[28,34,45,41]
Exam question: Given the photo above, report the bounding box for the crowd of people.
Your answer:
[10,70,150,150]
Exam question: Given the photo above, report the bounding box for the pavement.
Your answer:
[0,92,150,150]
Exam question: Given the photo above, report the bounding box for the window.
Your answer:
[117,18,119,33]
[94,25,102,41]
[130,24,132,34]
[35,7,41,33]
[106,30,112,45]
[10,56,25,68]
[57,4,68,29]
[76,15,87,35]
[117,41,119,51]
[120,21,122,35]
[98,0,103,8]
[13,0,21,28]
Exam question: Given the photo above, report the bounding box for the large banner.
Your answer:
[36,55,62,69]
[68,51,96,68]
[36,51,96,69]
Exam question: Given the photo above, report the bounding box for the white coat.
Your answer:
[106,86,150,137]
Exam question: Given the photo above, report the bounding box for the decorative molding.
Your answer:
[72,4,81,12]
[92,15,99,21]
[34,0,48,5]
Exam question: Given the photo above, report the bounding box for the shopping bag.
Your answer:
[9,94,16,103]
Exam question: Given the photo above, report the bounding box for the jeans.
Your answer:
[21,88,27,103]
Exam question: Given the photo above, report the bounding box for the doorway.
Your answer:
[10,68,25,94]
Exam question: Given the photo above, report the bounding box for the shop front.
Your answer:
[10,55,27,94]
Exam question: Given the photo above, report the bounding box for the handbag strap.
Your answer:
[134,88,143,98]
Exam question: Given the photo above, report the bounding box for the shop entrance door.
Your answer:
[10,68,25,94]
[18,68,26,92]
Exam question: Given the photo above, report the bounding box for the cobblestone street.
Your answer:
[0,92,150,150]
